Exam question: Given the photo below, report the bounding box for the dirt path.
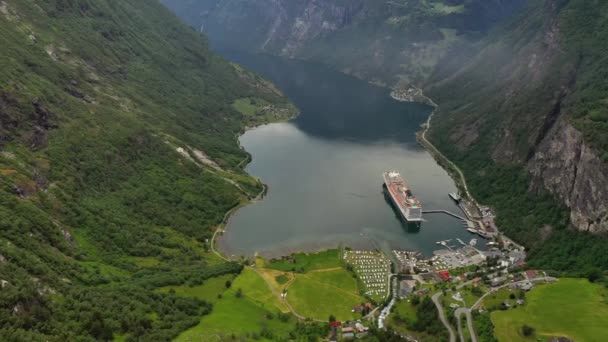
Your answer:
[307,267,343,273]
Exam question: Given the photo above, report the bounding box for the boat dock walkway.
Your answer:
[422,210,467,222]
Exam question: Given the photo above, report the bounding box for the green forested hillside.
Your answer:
[426,0,608,272]
[0,0,295,340]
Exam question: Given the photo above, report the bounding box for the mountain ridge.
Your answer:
[0,0,296,339]
[163,0,608,271]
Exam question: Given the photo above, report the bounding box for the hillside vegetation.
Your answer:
[491,279,608,341]
[426,0,608,272]
[0,0,295,340]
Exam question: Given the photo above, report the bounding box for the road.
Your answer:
[431,291,457,342]
[451,276,554,342]
[470,277,552,310]
[209,183,267,262]
[418,97,478,210]
[455,308,477,342]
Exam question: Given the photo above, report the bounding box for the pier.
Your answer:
[422,210,467,221]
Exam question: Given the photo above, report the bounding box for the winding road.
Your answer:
[431,291,457,342]
[455,308,477,342]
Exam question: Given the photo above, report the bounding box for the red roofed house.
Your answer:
[438,270,451,281]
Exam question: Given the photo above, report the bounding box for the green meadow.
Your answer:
[266,249,342,273]
[175,268,293,341]
[288,271,363,321]
[492,278,608,342]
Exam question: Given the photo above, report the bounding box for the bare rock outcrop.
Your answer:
[528,117,608,233]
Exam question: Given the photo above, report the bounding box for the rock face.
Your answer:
[163,0,608,235]
[528,118,608,233]
[425,0,608,235]
[163,0,526,86]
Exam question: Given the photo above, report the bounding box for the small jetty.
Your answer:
[422,209,466,221]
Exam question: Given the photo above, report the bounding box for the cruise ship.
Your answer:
[383,171,423,222]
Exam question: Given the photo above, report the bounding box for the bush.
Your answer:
[521,324,535,337]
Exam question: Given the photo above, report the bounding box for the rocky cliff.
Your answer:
[163,0,608,261]
[426,0,608,236]
[528,118,608,234]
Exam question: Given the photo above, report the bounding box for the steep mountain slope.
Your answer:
[162,0,526,87]
[163,0,608,271]
[425,0,608,270]
[0,0,295,340]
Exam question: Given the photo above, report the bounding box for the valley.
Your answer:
[0,0,606,341]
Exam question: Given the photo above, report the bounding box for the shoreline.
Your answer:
[214,85,490,262]
[391,88,475,206]
[211,106,300,261]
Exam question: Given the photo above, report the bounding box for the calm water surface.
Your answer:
[218,51,481,258]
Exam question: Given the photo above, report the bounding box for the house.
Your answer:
[520,282,533,291]
[491,276,507,287]
[355,322,368,333]
[438,270,451,281]
[342,332,355,340]
[341,327,354,334]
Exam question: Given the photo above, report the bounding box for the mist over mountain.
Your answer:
[162,0,527,87]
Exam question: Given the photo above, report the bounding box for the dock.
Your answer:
[422,209,467,221]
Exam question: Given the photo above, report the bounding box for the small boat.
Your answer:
[470,239,478,246]
[449,192,461,202]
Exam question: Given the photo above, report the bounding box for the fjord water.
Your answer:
[218,51,480,258]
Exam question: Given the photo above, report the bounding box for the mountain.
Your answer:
[424,0,608,270]
[161,0,527,87]
[0,0,295,340]
[163,0,608,271]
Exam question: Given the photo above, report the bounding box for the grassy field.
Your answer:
[482,288,515,310]
[307,268,358,290]
[232,97,268,116]
[175,289,294,341]
[266,249,342,273]
[156,274,235,304]
[232,268,289,312]
[287,270,363,321]
[492,278,608,342]
[175,268,293,341]
[389,299,417,324]
[252,250,366,321]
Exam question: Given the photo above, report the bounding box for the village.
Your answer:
[328,198,544,341]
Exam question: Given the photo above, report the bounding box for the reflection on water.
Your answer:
[217,50,482,258]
